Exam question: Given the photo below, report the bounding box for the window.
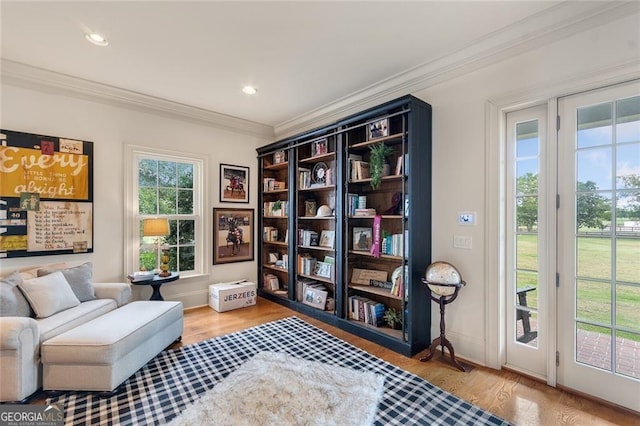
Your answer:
[125,146,207,278]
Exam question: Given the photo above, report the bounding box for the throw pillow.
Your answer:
[18,272,80,318]
[37,262,96,302]
[0,271,35,317]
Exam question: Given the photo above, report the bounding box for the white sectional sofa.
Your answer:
[0,262,131,402]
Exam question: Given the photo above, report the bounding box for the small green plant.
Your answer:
[369,143,394,189]
[271,200,282,212]
[383,308,402,329]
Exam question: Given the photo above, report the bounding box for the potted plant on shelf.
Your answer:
[271,200,283,216]
[383,308,403,330]
[369,143,394,189]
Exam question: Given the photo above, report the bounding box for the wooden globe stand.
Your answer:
[420,279,466,372]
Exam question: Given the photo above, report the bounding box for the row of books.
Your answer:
[267,252,289,269]
[350,160,370,181]
[263,201,288,217]
[263,226,279,242]
[263,178,286,192]
[348,295,385,327]
[298,229,319,246]
[380,230,408,257]
[297,254,318,276]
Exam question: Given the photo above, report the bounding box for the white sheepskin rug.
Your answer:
[168,351,385,426]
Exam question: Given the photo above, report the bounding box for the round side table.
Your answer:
[128,272,179,301]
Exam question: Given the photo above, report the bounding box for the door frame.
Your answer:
[484,61,639,382]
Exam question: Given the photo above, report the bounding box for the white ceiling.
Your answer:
[0,1,616,131]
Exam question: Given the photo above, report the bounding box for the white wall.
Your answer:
[412,13,639,365]
[0,85,269,306]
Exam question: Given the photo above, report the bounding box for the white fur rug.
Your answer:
[168,351,385,426]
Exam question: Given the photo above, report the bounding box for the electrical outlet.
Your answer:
[453,235,472,249]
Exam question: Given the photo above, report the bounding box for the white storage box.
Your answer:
[209,281,257,312]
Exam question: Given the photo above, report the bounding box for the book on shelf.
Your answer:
[350,160,370,180]
[298,229,319,246]
[354,208,376,216]
[323,255,335,264]
[263,178,286,192]
[263,273,280,291]
[348,295,385,327]
[297,254,317,275]
[298,167,312,189]
[263,226,279,242]
[380,230,409,256]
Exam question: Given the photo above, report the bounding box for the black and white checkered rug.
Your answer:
[49,317,509,425]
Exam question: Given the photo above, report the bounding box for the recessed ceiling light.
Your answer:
[242,86,257,95]
[85,32,108,46]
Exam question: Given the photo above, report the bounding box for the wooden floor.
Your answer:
[29,297,638,425]
[176,298,638,426]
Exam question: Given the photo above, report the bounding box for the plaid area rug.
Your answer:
[49,317,509,425]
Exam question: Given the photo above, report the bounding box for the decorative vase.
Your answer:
[382,163,391,177]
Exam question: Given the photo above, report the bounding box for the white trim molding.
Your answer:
[1,59,275,141]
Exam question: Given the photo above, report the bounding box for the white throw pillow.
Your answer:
[18,271,80,318]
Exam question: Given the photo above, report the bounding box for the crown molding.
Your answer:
[274,1,639,139]
[1,59,275,141]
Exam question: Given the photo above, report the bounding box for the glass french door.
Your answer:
[557,81,640,411]
[505,106,548,378]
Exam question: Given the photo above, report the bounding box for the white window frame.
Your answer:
[124,144,209,279]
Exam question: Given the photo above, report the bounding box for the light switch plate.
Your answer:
[453,235,473,249]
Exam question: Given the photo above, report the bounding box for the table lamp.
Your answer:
[142,218,170,275]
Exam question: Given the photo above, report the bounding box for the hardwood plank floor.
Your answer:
[29,297,638,425]
[176,298,638,426]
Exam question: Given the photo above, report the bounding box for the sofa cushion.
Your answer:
[37,299,117,343]
[0,272,35,318]
[38,262,96,302]
[19,272,80,319]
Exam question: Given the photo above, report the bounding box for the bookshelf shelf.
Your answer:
[349,285,402,300]
[264,161,289,171]
[299,152,336,164]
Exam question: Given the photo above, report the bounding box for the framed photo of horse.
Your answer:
[220,163,249,203]
[213,208,254,264]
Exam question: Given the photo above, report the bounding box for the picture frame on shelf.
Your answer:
[314,261,333,279]
[311,138,328,157]
[213,208,254,264]
[303,285,328,310]
[220,163,249,203]
[273,150,286,164]
[367,117,389,140]
[319,230,335,248]
[353,227,372,251]
[305,200,317,217]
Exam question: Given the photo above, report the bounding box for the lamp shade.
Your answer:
[142,218,169,237]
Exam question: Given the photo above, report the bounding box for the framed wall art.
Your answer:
[213,208,254,264]
[0,129,94,258]
[220,163,249,203]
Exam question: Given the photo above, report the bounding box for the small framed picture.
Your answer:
[312,138,328,157]
[319,230,335,248]
[314,261,333,279]
[305,200,316,217]
[353,227,372,251]
[220,164,249,203]
[303,285,328,310]
[367,118,389,140]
